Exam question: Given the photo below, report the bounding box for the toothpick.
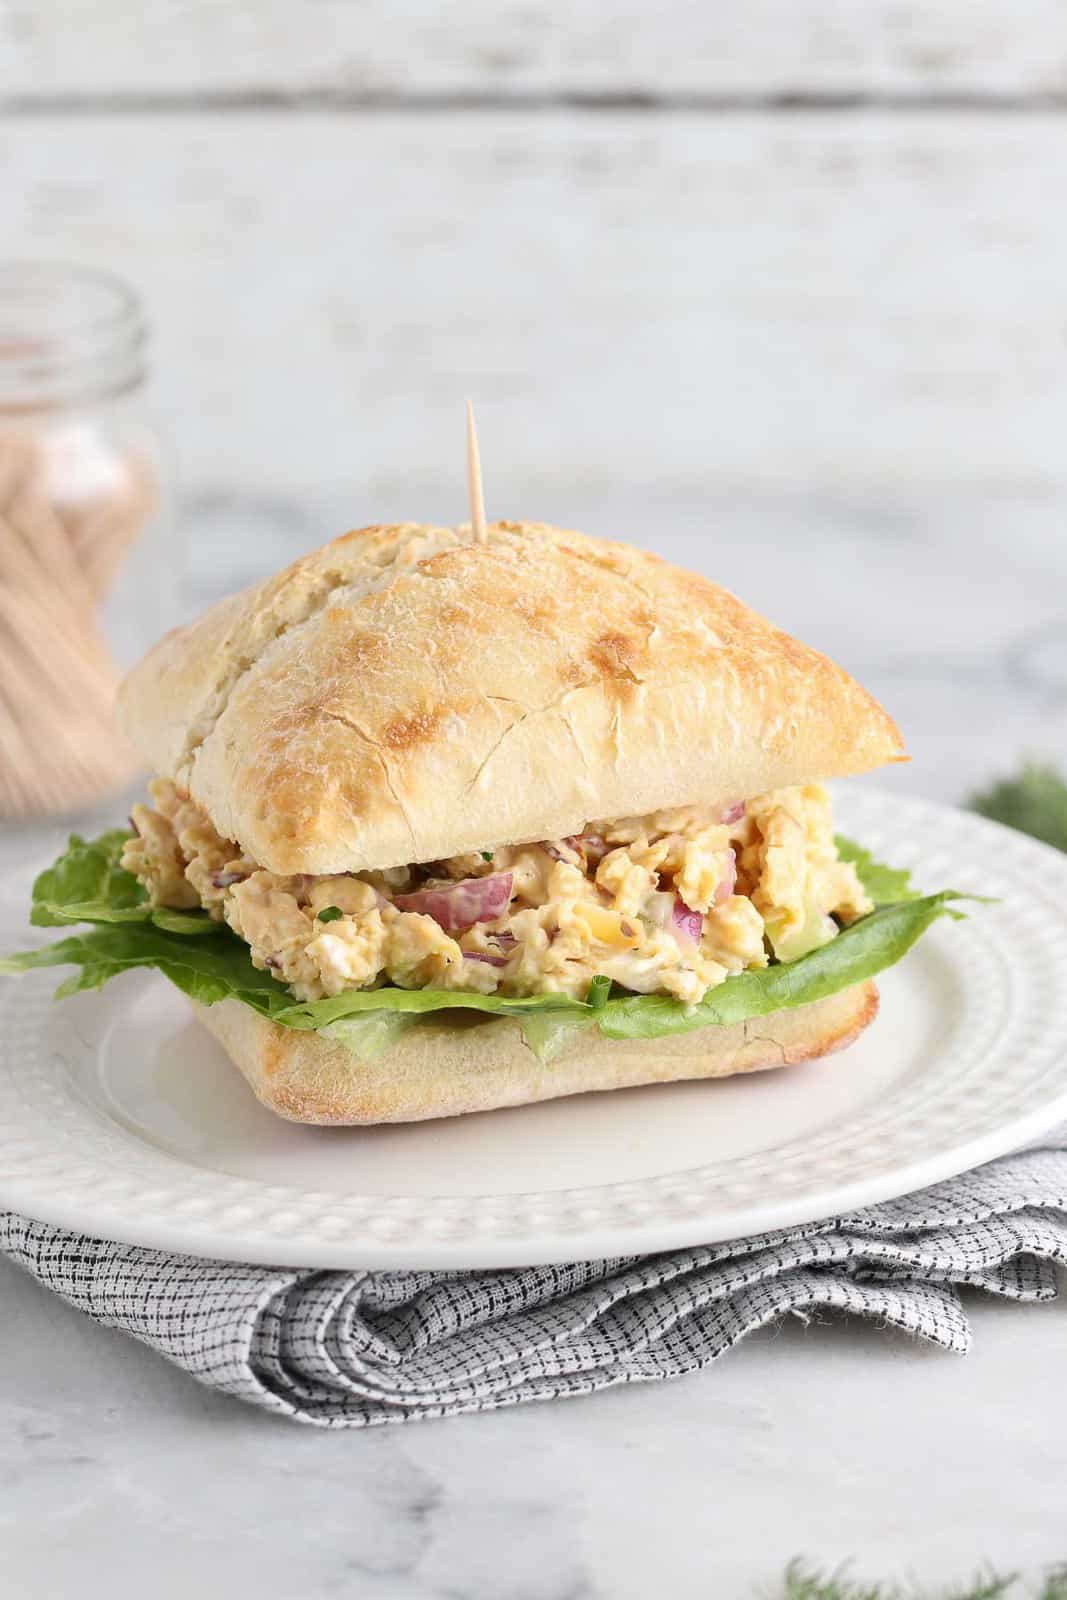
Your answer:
[466,400,487,544]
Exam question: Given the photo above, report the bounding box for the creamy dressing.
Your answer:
[123,779,871,1005]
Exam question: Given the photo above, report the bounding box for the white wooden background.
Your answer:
[4,2,1067,802]
[5,3,1067,98]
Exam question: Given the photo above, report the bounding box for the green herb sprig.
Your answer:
[777,1560,1066,1600]
[969,763,1067,855]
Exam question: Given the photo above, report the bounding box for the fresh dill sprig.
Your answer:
[776,1564,1067,1600]
[780,1560,901,1600]
[939,1575,1018,1600]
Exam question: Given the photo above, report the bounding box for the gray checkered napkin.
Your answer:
[1,1131,1064,1427]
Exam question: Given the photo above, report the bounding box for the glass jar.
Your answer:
[0,261,177,821]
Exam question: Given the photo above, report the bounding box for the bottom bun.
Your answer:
[191,979,878,1126]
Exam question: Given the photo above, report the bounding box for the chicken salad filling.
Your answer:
[122,780,873,1009]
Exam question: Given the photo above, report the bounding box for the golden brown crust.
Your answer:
[191,979,879,1126]
[118,522,905,874]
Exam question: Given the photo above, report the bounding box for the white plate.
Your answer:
[1,789,1066,1268]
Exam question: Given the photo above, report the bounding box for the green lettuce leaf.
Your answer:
[835,834,920,906]
[272,983,587,1031]
[319,1011,425,1061]
[593,891,967,1041]
[2,826,967,1062]
[30,831,217,935]
[317,1007,598,1066]
[1,913,598,1039]
[0,921,295,1012]
[516,1011,598,1065]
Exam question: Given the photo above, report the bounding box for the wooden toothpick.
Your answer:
[466,400,487,544]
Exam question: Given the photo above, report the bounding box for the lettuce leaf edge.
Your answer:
[1,827,972,1063]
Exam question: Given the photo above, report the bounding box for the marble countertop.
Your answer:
[2,1256,1065,1596]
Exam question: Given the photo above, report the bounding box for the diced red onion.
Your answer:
[644,890,674,927]
[488,930,517,950]
[577,832,609,865]
[463,951,509,969]
[671,898,704,949]
[647,889,703,950]
[721,801,745,825]
[715,848,737,904]
[211,870,249,889]
[395,871,514,933]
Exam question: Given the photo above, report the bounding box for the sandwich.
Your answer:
[2,520,965,1124]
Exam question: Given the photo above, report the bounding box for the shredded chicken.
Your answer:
[123,778,871,1006]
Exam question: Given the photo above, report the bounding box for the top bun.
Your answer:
[117,522,904,874]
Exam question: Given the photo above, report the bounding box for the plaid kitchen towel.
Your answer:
[1,1134,1065,1427]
